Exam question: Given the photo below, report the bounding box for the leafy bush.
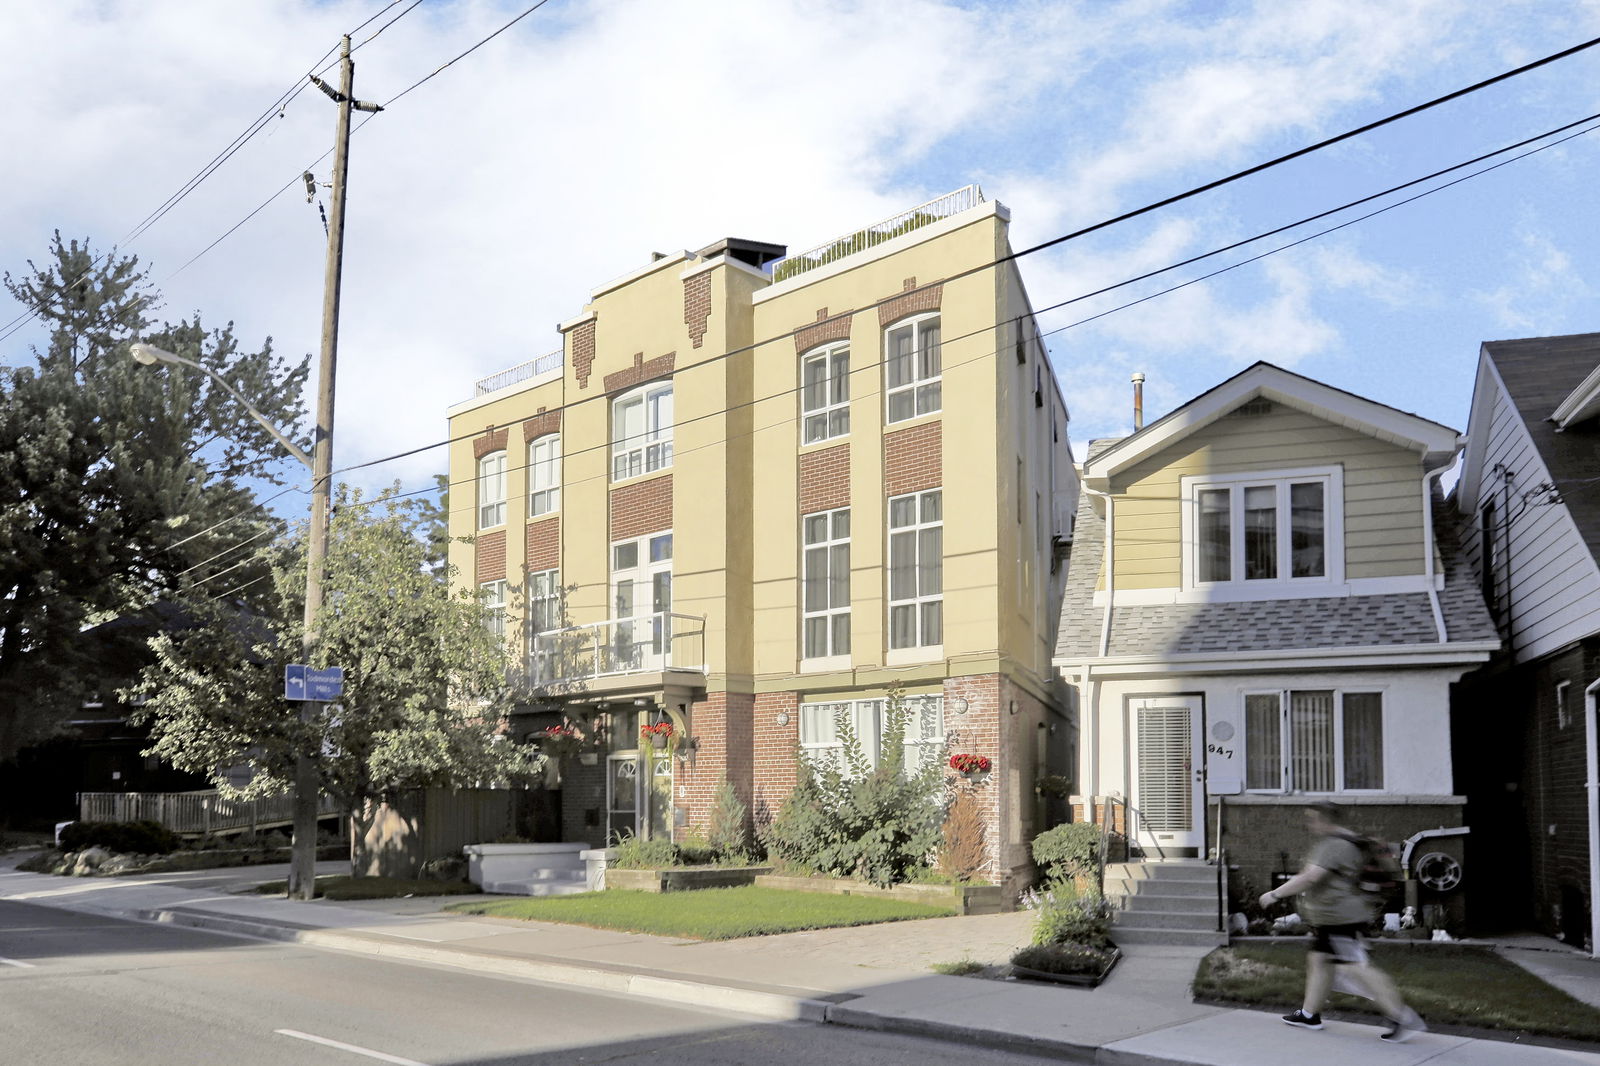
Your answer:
[610,832,676,870]
[762,690,945,887]
[1011,942,1117,977]
[1031,821,1111,882]
[1028,878,1114,948]
[58,820,181,855]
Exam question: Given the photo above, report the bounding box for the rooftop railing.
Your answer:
[771,184,986,284]
[529,612,707,687]
[473,348,564,397]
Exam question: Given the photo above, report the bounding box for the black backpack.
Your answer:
[1352,835,1400,898]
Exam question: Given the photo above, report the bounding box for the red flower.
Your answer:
[949,753,991,774]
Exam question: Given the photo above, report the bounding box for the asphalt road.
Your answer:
[0,900,1062,1066]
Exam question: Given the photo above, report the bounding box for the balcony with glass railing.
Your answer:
[529,612,707,689]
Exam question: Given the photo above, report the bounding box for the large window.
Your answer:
[479,579,507,639]
[528,435,561,517]
[1245,689,1383,792]
[801,343,850,444]
[802,508,850,660]
[526,568,561,678]
[611,382,673,481]
[799,695,944,773]
[888,489,942,649]
[477,451,506,529]
[884,314,941,423]
[609,532,673,671]
[1185,470,1338,588]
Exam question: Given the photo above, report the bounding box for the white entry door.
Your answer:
[1130,697,1205,851]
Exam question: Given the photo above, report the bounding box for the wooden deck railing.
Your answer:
[77,790,342,835]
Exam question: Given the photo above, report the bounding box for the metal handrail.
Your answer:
[1215,794,1229,934]
[472,348,564,397]
[772,185,985,283]
[1108,794,1168,862]
[529,611,708,685]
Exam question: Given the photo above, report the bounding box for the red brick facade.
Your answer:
[604,352,676,394]
[525,517,559,573]
[683,272,712,350]
[474,528,506,584]
[798,444,850,515]
[877,277,943,326]
[794,306,852,353]
[884,421,942,497]
[521,407,560,442]
[609,474,673,541]
[569,318,596,390]
[751,691,801,827]
[472,426,508,460]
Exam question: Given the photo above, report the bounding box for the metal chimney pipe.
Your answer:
[1131,372,1145,431]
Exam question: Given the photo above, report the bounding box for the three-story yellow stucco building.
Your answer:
[445,187,1076,888]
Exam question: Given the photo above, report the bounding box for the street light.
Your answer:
[130,340,330,900]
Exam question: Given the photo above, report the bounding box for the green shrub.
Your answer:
[59,820,181,855]
[1031,821,1110,882]
[760,688,945,887]
[1029,879,1114,948]
[1012,942,1116,976]
[708,781,752,863]
[610,832,676,870]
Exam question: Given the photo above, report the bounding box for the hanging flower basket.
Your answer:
[949,753,992,776]
[640,720,674,750]
[537,724,584,762]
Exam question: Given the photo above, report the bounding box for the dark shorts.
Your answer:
[1309,924,1369,965]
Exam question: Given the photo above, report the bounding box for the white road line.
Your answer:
[0,956,36,968]
[273,1030,432,1066]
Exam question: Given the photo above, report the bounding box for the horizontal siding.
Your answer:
[1108,404,1426,588]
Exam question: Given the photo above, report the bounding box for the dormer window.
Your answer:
[1181,467,1342,591]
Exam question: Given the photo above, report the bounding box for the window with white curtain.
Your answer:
[611,382,673,481]
[801,343,850,444]
[1244,689,1383,792]
[528,435,560,516]
[888,489,942,649]
[798,695,944,774]
[477,451,506,529]
[479,579,507,639]
[1183,469,1340,590]
[884,314,941,423]
[801,508,850,660]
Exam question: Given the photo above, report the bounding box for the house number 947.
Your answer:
[1206,743,1234,759]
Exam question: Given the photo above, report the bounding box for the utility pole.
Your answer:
[289,35,382,900]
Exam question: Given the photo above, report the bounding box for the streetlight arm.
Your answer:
[129,343,314,469]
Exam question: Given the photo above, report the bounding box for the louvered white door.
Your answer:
[1131,698,1204,850]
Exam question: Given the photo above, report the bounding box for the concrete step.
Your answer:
[1112,926,1227,947]
[1105,877,1216,900]
[1105,861,1217,884]
[484,875,590,897]
[1112,908,1218,931]
[1111,893,1217,915]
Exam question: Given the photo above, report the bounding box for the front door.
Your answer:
[1130,696,1205,852]
[606,753,638,842]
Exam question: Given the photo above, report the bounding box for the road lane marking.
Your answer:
[273,1030,431,1066]
[0,956,36,968]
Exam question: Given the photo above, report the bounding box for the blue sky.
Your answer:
[3,0,1599,515]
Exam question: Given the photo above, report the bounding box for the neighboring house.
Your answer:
[1455,331,1600,947]
[444,187,1077,890]
[1054,363,1498,915]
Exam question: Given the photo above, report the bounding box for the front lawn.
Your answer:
[1196,942,1600,1043]
[445,885,955,939]
[252,875,481,900]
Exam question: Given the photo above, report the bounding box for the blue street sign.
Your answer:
[284,664,345,702]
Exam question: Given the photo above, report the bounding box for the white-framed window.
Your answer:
[611,382,673,481]
[477,450,507,529]
[1244,689,1383,792]
[1557,680,1573,730]
[884,314,941,423]
[609,532,673,671]
[1181,468,1342,590]
[526,568,561,678]
[479,579,508,639]
[888,489,942,649]
[801,342,850,444]
[802,508,850,660]
[799,695,944,774]
[528,434,560,517]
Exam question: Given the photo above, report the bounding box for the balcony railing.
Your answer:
[529,612,707,687]
[473,348,564,397]
[77,790,341,835]
[772,184,986,283]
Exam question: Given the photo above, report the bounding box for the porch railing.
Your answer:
[473,348,564,397]
[529,612,707,686]
[771,184,985,283]
[77,790,341,836]
[1095,793,1169,892]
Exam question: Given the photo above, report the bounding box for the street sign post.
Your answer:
[284,664,345,702]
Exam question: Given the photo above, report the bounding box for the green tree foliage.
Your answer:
[0,234,308,759]
[129,487,541,854]
[761,689,946,887]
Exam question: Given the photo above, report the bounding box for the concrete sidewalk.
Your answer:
[2,855,1596,1066]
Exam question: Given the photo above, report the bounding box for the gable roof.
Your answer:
[1468,331,1600,569]
[1081,361,1459,487]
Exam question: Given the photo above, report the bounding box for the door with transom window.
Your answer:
[1129,696,1205,852]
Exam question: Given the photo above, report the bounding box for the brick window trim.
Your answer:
[799,444,850,515]
[522,407,560,442]
[795,307,853,354]
[525,516,559,573]
[475,528,507,584]
[878,280,943,327]
[473,426,509,460]
[609,473,674,542]
[604,352,677,395]
[883,421,942,498]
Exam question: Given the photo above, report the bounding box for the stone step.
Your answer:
[1105,877,1217,900]
[1113,926,1227,948]
[1111,893,1217,915]
[1112,908,1218,931]
[1105,861,1217,883]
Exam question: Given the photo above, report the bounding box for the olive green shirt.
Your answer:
[1297,833,1369,926]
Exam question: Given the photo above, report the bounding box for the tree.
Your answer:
[129,486,540,867]
[0,234,308,760]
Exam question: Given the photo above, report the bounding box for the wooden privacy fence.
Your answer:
[77,790,342,836]
[355,789,521,879]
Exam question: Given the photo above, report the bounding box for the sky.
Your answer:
[4,0,1600,517]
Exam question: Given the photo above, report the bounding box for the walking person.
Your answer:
[1258,800,1426,1043]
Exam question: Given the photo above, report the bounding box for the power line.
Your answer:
[380,0,556,108]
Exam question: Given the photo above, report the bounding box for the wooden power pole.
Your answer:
[289,35,381,900]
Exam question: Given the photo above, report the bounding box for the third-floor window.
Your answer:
[528,434,561,517]
[801,343,850,444]
[885,314,941,424]
[477,450,506,529]
[612,382,673,481]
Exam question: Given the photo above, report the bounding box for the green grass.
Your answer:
[252,875,481,900]
[444,886,955,939]
[931,958,987,976]
[1196,942,1600,1042]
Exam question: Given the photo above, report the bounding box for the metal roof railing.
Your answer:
[772,184,985,284]
[473,348,564,397]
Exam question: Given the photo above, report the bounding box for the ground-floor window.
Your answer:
[1245,688,1383,792]
[799,694,944,774]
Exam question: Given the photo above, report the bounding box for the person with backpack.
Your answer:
[1257,800,1427,1043]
